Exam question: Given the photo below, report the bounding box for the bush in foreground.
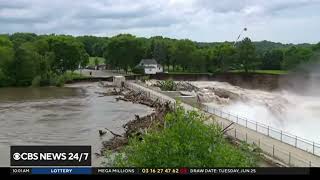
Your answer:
[106,105,258,167]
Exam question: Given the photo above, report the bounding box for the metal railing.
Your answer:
[218,120,320,167]
[202,105,320,158]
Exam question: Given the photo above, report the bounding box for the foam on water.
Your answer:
[191,81,320,143]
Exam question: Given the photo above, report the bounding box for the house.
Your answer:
[136,59,163,74]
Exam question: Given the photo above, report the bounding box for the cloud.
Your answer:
[0,0,319,43]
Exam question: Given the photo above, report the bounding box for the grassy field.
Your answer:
[65,71,88,79]
[230,70,288,75]
[88,57,105,66]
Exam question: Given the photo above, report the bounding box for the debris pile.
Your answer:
[99,90,172,153]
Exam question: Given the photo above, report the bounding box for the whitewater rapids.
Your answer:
[190,81,320,143]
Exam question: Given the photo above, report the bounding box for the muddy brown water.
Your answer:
[0,82,153,166]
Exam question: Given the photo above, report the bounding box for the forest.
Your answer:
[0,32,319,87]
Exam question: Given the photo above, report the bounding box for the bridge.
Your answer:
[124,81,320,167]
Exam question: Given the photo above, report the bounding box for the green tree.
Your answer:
[261,49,284,70]
[190,49,208,72]
[9,33,37,49]
[13,42,41,86]
[0,36,15,86]
[282,47,313,70]
[213,43,237,72]
[94,57,99,67]
[48,36,87,73]
[237,37,257,73]
[171,40,196,71]
[104,34,146,73]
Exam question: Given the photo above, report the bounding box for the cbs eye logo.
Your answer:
[13,153,21,160]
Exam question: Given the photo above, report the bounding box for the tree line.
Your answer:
[1,32,320,87]
[97,34,319,73]
[0,33,89,87]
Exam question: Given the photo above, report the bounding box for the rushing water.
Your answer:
[0,82,153,166]
[191,81,320,144]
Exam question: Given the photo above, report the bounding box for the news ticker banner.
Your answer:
[7,167,318,175]
[7,146,318,175]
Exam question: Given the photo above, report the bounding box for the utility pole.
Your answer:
[233,27,247,47]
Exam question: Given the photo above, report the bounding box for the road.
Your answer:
[75,69,124,77]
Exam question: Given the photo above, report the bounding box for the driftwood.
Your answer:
[101,90,172,152]
[105,128,123,137]
[222,122,235,134]
[99,130,107,136]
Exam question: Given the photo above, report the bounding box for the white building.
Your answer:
[137,59,163,74]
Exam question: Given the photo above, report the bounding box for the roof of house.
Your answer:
[140,59,158,65]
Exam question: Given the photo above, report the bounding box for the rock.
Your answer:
[179,91,196,96]
[212,88,239,100]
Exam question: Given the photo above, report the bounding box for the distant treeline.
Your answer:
[0,33,89,87]
[1,33,320,87]
[78,34,320,73]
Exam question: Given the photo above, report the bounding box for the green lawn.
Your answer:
[230,70,288,75]
[65,71,88,79]
[88,57,105,66]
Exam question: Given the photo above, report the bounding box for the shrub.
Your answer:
[132,66,145,74]
[157,79,177,91]
[106,105,258,167]
[55,76,65,87]
[140,75,149,83]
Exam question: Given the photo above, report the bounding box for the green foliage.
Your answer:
[13,42,42,86]
[48,37,83,73]
[88,57,105,66]
[157,79,177,91]
[104,34,146,73]
[132,66,145,74]
[237,37,257,73]
[140,75,150,82]
[282,47,314,70]
[261,49,284,70]
[0,34,88,87]
[0,37,15,87]
[1,32,319,88]
[106,106,258,167]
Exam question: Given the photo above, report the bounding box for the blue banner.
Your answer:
[31,168,92,175]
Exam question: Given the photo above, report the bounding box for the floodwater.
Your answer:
[0,82,153,166]
[191,81,320,144]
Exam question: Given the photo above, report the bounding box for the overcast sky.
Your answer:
[0,0,320,43]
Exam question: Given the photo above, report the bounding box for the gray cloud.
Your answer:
[0,0,319,43]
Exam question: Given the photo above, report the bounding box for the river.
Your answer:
[0,82,153,166]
